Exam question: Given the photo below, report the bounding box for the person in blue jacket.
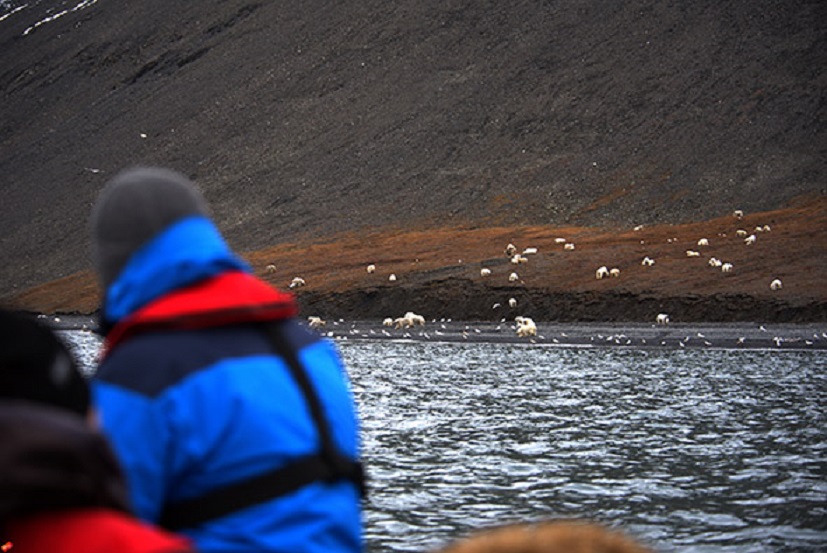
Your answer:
[89,166,365,553]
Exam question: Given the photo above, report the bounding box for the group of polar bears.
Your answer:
[379,312,537,338]
[383,311,426,329]
[296,212,784,334]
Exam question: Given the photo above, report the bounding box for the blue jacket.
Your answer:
[92,217,364,553]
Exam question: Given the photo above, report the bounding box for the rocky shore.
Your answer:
[43,313,827,351]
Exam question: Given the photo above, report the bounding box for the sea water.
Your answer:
[61,330,827,552]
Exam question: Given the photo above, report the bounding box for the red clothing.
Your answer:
[103,270,297,353]
[7,509,192,553]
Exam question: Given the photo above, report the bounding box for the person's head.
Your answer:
[434,520,653,553]
[0,309,90,418]
[90,166,210,291]
[90,166,250,327]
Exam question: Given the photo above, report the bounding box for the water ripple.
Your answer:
[342,341,827,552]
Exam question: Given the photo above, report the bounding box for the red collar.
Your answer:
[104,271,298,354]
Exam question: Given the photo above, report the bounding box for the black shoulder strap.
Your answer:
[264,323,366,498]
[159,323,366,531]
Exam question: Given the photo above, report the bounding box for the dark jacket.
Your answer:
[92,218,364,553]
[0,402,193,553]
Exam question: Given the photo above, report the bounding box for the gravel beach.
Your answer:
[45,314,827,350]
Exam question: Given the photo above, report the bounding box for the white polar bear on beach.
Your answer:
[514,316,537,337]
[307,316,326,329]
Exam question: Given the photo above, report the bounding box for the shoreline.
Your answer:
[320,319,827,350]
[45,314,827,351]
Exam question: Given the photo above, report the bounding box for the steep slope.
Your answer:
[1,0,824,300]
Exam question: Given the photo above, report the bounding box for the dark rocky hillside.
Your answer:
[1,0,825,320]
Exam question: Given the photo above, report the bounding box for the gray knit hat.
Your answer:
[90,166,209,290]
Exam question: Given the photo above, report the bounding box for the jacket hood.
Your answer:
[102,215,249,325]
